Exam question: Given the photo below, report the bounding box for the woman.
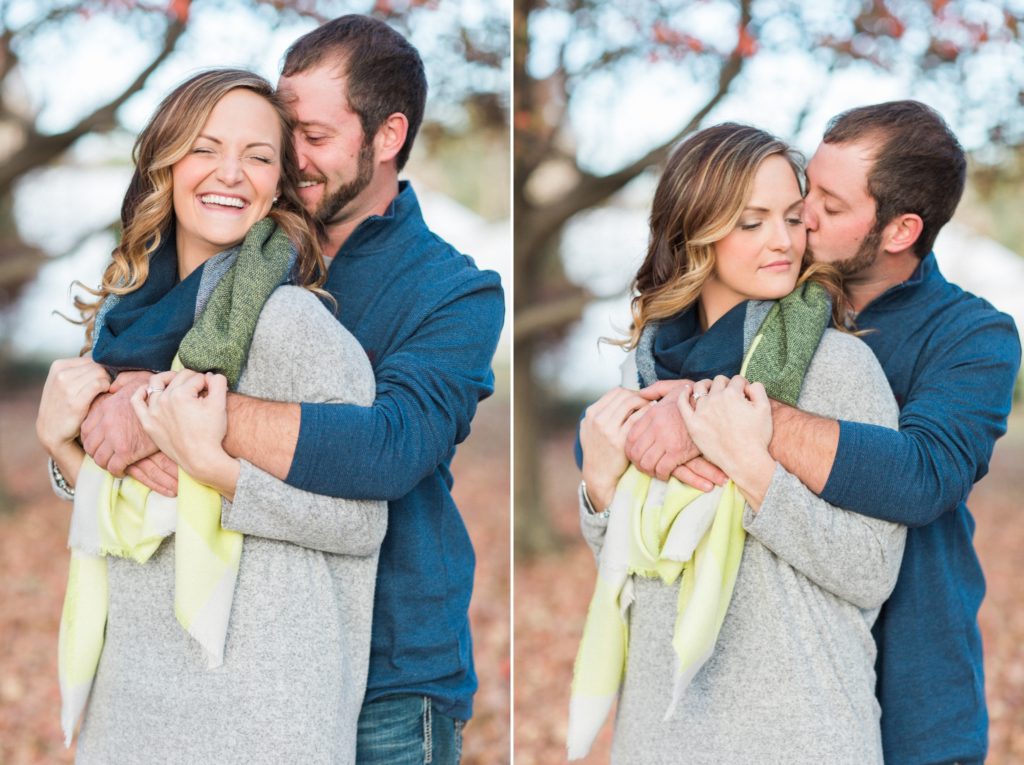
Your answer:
[35,70,385,764]
[570,124,905,764]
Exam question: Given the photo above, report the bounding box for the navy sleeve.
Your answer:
[821,312,1020,527]
[574,409,586,470]
[285,275,504,500]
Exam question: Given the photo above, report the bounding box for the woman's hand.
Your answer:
[580,387,650,511]
[678,375,777,509]
[130,370,239,500]
[36,355,111,484]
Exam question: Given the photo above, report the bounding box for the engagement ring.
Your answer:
[146,385,165,395]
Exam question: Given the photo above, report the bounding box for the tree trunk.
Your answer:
[513,337,563,557]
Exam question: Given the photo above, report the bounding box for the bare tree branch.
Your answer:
[514,287,592,344]
[0,17,187,199]
[521,49,746,265]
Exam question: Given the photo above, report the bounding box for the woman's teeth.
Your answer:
[200,194,245,208]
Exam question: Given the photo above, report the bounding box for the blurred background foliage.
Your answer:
[513,0,1024,556]
[0,0,509,313]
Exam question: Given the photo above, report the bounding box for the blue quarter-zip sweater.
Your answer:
[821,253,1020,765]
[285,182,504,721]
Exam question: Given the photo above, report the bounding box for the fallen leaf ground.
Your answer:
[514,410,1024,765]
[0,379,510,765]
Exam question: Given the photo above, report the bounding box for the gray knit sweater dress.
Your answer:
[580,328,906,765]
[75,286,387,765]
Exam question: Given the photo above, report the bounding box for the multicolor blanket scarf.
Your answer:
[59,218,295,746]
[567,282,830,759]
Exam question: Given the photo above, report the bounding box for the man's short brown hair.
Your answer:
[283,15,427,170]
[824,100,966,257]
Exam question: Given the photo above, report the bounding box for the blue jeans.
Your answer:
[356,695,464,765]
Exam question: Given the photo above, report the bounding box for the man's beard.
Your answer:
[809,220,884,278]
[313,140,376,225]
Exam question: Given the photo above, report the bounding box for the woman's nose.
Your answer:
[768,219,792,251]
[216,155,244,185]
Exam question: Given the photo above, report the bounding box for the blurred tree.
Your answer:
[0,0,508,307]
[514,0,1024,555]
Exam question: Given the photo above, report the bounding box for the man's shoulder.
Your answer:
[926,272,1018,346]
[882,260,1016,345]
[387,224,504,316]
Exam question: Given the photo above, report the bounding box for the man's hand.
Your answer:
[673,456,729,493]
[80,370,159,477]
[626,378,724,490]
[125,453,179,498]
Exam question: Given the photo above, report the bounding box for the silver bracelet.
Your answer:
[48,457,75,501]
[579,481,610,519]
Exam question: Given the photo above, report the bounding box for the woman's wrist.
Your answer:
[49,440,86,489]
[187,449,240,501]
[726,449,776,512]
[581,471,616,513]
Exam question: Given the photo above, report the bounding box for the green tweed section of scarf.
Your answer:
[743,281,830,406]
[177,218,293,389]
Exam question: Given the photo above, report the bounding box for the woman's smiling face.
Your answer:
[171,88,282,272]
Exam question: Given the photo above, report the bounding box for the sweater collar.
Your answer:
[333,180,426,259]
[857,251,942,317]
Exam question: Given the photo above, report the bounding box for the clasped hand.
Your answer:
[678,375,776,506]
[80,370,178,496]
[130,370,239,499]
[624,379,728,491]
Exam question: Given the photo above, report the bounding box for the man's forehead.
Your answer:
[278,60,349,92]
[807,140,876,194]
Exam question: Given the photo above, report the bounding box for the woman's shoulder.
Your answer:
[259,285,359,349]
[802,328,898,427]
[815,327,878,363]
[242,285,374,404]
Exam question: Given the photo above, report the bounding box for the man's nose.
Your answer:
[803,201,819,231]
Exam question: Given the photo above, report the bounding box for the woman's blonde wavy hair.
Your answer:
[75,68,328,350]
[625,123,848,348]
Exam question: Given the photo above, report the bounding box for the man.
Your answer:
[584,101,1020,764]
[80,15,503,763]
